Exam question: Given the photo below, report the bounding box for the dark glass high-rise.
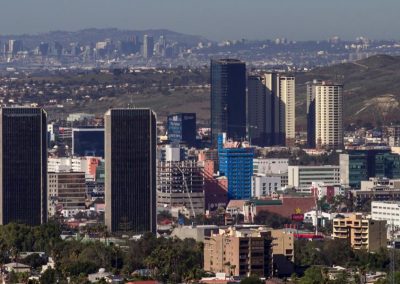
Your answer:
[210,59,246,145]
[0,107,47,225]
[105,108,156,233]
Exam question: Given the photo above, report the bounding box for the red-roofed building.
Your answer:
[244,196,316,223]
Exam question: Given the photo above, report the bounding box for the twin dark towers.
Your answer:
[0,107,156,234]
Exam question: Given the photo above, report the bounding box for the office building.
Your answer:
[371,201,400,236]
[312,81,344,149]
[157,160,204,217]
[8,39,23,56]
[388,125,400,147]
[204,227,273,278]
[340,149,400,188]
[167,113,196,147]
[252,174,282,197]
[248,73,295,146]
[105,109,157,233]
[218,133,254,200]
[253,158,288,175]
[332,214,386,252]
[0,108,47,225]
[47,172,86,217]
[288,165,340,193]
[143,35,154,59]
[210,59,246,145]
[72,128,104,158]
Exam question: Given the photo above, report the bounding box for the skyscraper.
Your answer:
[0,107,47,225]
[306,80,320,148]
[247,75,270,146]
[312,81,344,149]
[210,59,246,146]
[105,108,157,233]
[143,34,154,59]
[248,73,295,146]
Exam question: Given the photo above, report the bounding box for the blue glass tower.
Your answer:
[218,133,254,200]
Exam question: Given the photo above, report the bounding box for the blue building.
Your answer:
[218,133,254,200]
[167,113,196,147]
[72,128,105,158]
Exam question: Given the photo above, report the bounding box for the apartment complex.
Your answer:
[204,227,273,278]
[332,214,387,252]
[288,165,340,193]
[308,80,343,149]
[248,73,295,146]
[47,172,86,217]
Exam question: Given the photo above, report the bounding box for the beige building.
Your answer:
[204,227,273,277]
[204,227,295,278]
[262,73,296,146]
[47,172,86,217]
[313,81,343,149]
[332,214,387,252]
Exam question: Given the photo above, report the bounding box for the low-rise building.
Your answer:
[332,214,387,252]
[371,201,400,238]
[288,165,340,193]
[47,172,87,217]
[252,174,282,197]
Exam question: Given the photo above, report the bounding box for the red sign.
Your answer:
[291,214,304,222]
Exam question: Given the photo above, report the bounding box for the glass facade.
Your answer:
[105,109,156,233]
[72,128,104,157]
[347,150,400,188]
[0,108,47,225]
[218,134,254,200]
[211,59,246,145]
[167,113,196,147]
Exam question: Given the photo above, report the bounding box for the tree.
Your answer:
[299,266,325,284]
[240,276,263,284]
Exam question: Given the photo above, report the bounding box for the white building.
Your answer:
[288,165,340,193]
[48,156,103,181]
[314,81,344,149]
[263,73,295,146]
[252,174,282,197]
[310,182,344,200]
[253,158,288,175]
[371,201,400,235]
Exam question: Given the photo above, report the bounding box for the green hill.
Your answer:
[296,54,400,129]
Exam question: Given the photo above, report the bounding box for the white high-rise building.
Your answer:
[252,72,296,146]
[314,81,344,149]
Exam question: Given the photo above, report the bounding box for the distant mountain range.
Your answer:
[296,54,400,128]
[0,28,209,48]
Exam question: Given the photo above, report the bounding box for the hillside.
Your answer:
[295,54,400,129]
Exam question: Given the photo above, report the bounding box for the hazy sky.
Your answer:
[1,0,399,41]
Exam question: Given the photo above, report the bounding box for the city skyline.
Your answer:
[1,0,399,41]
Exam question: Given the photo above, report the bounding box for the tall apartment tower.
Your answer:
[247,75,271,146]
[143,34,154,59]
[0,107,47,225]
[306,80,320,148]
[105,109,157,233]
[313,81,344,149]
[248,73,295,146]
[210,59,246,146]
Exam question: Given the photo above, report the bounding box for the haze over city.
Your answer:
[1,0,399,40]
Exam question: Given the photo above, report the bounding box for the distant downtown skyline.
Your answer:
[0,0,399,41]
